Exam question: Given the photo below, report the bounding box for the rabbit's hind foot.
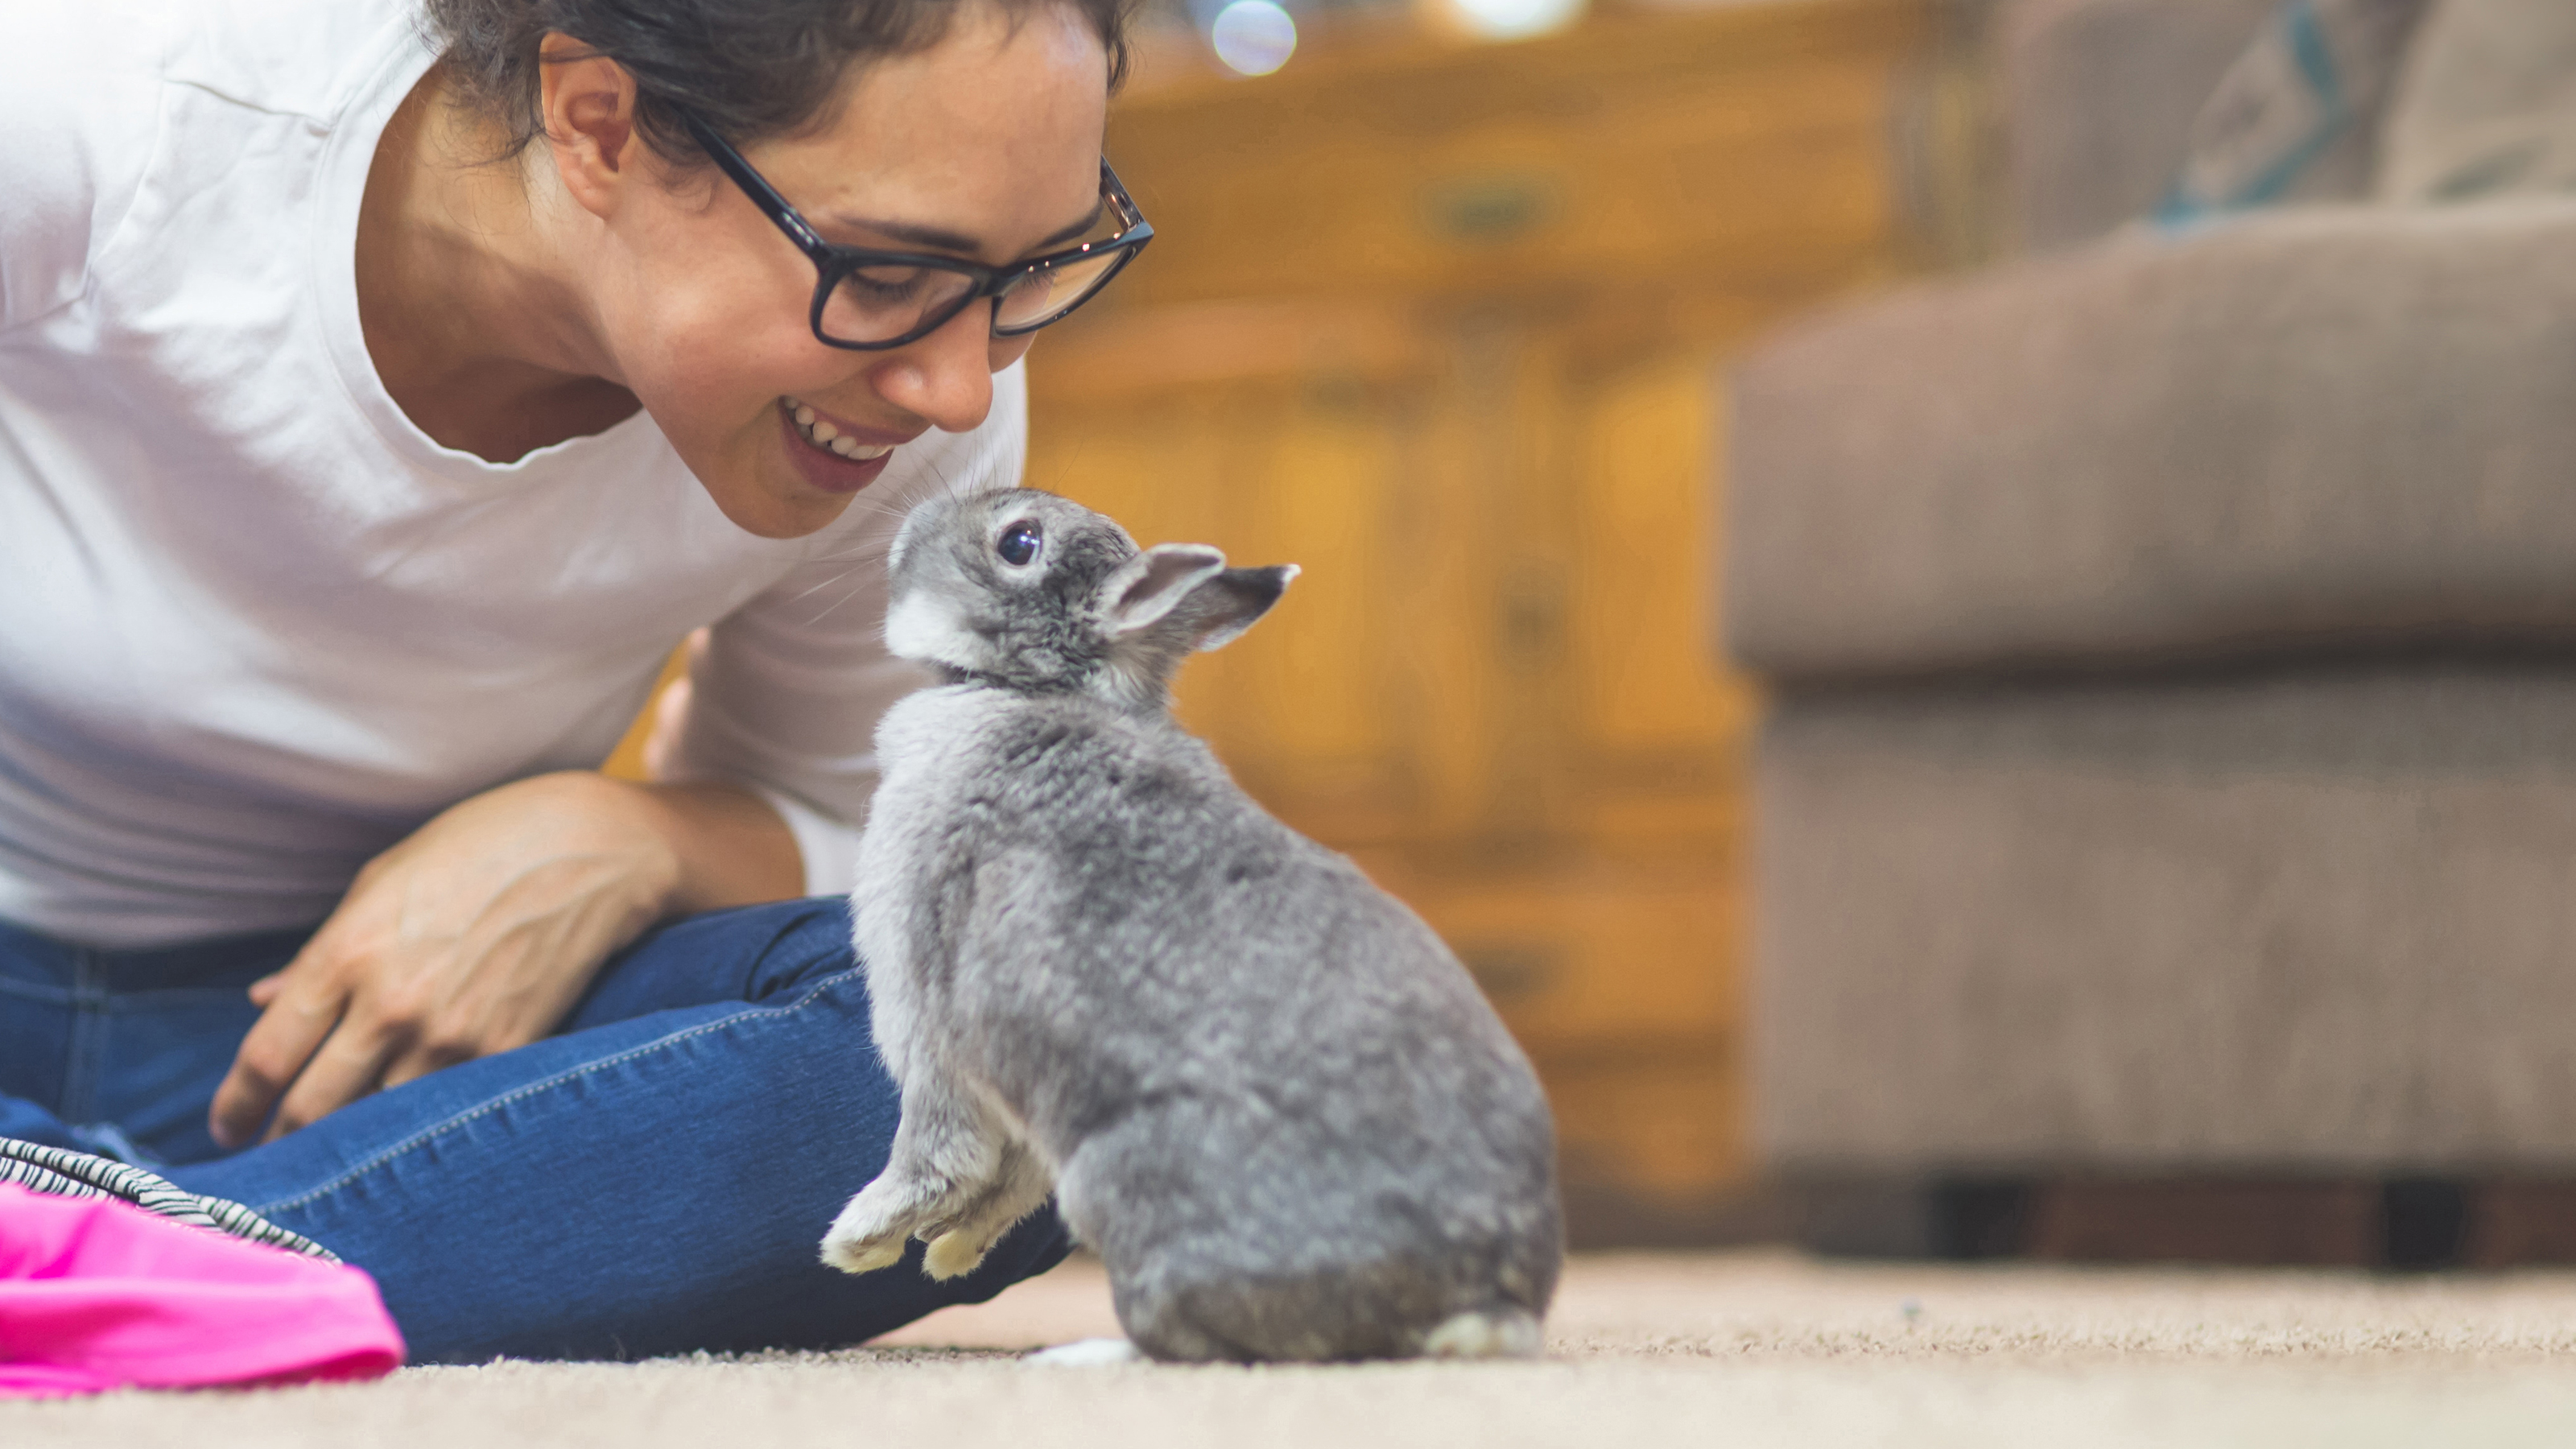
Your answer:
[1418,1308,1543,1360]
[1026,1338,1146,1367]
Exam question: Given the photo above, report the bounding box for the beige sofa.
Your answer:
[1727,0,2576,1261]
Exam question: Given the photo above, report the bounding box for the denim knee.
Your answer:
[564,896,859,1034]
[729,897,862,1002]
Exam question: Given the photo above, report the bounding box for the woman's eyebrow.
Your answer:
[1034,203,1109,250]
[823,202,1108,259]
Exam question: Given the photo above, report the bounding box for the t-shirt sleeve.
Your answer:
[0,6,163,334]
[655,364,1030,897]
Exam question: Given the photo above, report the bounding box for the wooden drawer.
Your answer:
[1360,854,1742,1055]
[1545,1044,1748,1203]
[1102,0,1926,305]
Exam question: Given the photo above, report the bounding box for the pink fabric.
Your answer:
[0,1183,403,1398]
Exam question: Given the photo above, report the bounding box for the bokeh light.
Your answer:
[1443,0,1584,41]
[1209,0,1298,76]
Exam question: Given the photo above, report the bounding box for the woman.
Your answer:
[0,0,1149,1360]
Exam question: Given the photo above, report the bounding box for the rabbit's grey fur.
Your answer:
[819,488,1562,1362]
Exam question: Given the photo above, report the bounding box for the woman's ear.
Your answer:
[536,35,642,220]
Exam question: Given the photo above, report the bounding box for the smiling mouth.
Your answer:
[783,397,895,460]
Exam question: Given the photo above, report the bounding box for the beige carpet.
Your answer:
[14,1251,2576,1447]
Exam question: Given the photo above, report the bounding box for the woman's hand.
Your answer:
[208,771,803,1148]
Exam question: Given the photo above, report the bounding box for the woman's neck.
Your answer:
[354,67,643,464]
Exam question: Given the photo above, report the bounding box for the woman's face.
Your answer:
[544,3,1111,539]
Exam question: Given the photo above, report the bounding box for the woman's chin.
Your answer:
[672,406,903,539]
[701,469,861,540]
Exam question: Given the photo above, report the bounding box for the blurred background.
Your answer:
[1020,0,1952,1246]
[624,0,2576,1267]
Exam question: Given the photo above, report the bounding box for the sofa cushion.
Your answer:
[1755,663,2576,1172]
[1724,200,2576,682]
[2378,0,2576,202]
[2004,0,2283,251]
[2158,0,2431,224]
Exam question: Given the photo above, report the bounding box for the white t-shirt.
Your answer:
[0,0,1020,947]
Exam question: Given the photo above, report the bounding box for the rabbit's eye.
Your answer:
[997,522,1042,568]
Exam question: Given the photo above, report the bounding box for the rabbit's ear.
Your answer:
[1099,544,1229,638]
[1179,564,1299,653]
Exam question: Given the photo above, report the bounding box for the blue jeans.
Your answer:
[0,900,1069,1363]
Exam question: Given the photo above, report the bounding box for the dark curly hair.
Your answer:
[423,0,1135,165]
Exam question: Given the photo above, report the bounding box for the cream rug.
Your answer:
[14,1251,2576,1447]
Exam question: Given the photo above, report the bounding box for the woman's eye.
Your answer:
[997,522,1042,567]
[999,266,1059,305]
[847,266,931,303]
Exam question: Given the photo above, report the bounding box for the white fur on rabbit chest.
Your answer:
[849,684,1021,1093]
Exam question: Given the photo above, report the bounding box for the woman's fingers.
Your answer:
[379,1001,516,1090]
[206,774,719,1150]
[262,1013,406,1143]
[208,971,349,1148]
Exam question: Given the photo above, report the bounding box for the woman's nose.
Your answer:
[866,302,998,433]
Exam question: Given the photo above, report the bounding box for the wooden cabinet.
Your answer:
[1029,0,1931,1236]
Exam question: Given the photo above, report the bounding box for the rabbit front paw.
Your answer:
[819,1180,937,1274]
[921,1226,998,1280]
[820,1226,908,1275]
[917,1144,1057,1280]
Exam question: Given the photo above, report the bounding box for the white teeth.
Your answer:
[785,398,895,462]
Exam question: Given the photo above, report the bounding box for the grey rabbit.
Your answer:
[818,485,1563,1363]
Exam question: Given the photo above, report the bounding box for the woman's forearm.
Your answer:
[625,777,809,914]
[208,770,809,1146]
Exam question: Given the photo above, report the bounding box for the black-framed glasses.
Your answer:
[682,110,1154,352]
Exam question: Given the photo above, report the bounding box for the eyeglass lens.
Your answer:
[818,247,1129,345]
[819,265,982,345]
[992,249,1129,332]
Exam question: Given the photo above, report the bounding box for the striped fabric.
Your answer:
[0,1137,338,1263]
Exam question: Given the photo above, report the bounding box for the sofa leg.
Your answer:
[2383,1179,2470,1269]
[1787,1176,2033,1260]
